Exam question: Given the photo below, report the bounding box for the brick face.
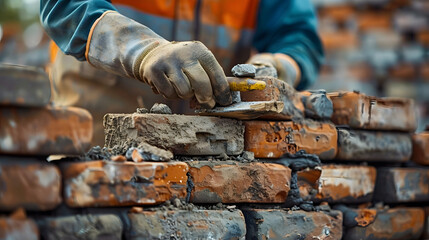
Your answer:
[244,120,337,159]
[62,160,188,207]
[411,132,429,165]
[127,210,246,240]
[187,161,291,203]
[0,106,92,155]
[0,160,62,211]
[0,216,39,240]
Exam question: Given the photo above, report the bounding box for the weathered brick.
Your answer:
[342,208,424,240]
[104,113,244,155]
[411,132,429,165]
[240,76,305,119]
[320,31,359,50]
[242,209,343,240]
[244,120,337,159]
[297,167,321,201]
[40,214,122,240]
[0,106,92,155]
[127,210,246,239]
[0,210,39,240]
[187,161,291,203]
[374,167,429,203]
[0,159,61,211]
[62,160,188,207]
[423,207,429,240]
[0,64,50,107]
[299,90,333,119]
[328,91,417,131]
[337,128,412,162]
[307,165,376,204]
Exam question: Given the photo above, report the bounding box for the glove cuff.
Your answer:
[274,53,301,88]
[85,11,168,80]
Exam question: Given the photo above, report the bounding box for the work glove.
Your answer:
[247,53,301,88]
[85,11,232,108]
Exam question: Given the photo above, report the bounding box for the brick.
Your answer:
[337,128,412,162]
[312,165,376,204]
[62,160,188,207]
[104,113,244,155]
[40,214,122,240]
[244,120,337,160]
[127,210,246,239]
[374,167,429,203]
[423,207,429,240]
[389,63,417,80]
[357,11,392,31]
[187,161,291,203]
[242,209,343,240]
[297,167,321,201]
[411,132,429,165]
[343,208,424,240]
[0,159,61,211]
[318,5,355,23]
[328,91,417,131]
[0,214,39,240]
[0,64,50,107]
[320,31,359,50]
[299,90,333,119]
[240,76,305,120]
[0,106,92,155]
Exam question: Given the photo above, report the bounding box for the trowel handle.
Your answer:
[227,77,266,92]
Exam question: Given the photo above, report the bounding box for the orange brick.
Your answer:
[320,31,359,50]
[374,167,429,203]
[0,159,62,211]
[423,207,429,240]
[62,160,188,207]
[297,167,321,202]
[240,76,305,120]
[342,207,424,240]
[244,120,337,160]
[412,132,429,165]
[357,12,392,31]
[318,5,355,23]
[0,214,39,240]
[312,165,376,204]
[187,161,291,203]
[0,106,92,155]
[417,30,429,47]
[242,209,343,240]
[389,63,417,80]
[0,64,51,107]
[328,91,417,131]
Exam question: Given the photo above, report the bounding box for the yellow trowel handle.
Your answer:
[227,77,266,92]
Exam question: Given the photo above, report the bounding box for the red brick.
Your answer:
[320,31,359,50]
[0,212,39,240]
[318,5,355,23]
[41,214,122,240]
[374,167,429,203]
[297,167,321,201]
[357,11,392,31]
[242,209,343,240]
[411,132,429,165]
[62,160,188,207]
[104,113,244,155]
[423,207,429,240]
[0,106,92,155]
[239,76,305,120]
[309,165,376,204]
[337,129,412,162]
[187,161,291,203]
[328,91,417,131]
[0,64,50,107]
[0,159,62,211]
[127,210,246,239]
[343,208,424,240]
[244,120,337,160]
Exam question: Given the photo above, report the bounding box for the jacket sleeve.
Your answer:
[40,0,117,61]
[253,0,324,90]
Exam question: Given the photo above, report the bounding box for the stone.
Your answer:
[300,90,334,119]
[149,103,172,114]
[0,106,92,155]
[374,167,429,203]
[336,128,412,162]
[244,120,337,160]
[231,64,256,77]
[328,91,417,132]
[40,214,122,240]
[62,160,188,207]
[0,64,51,107]
[0,158,62,211]
[127,210,246,239]
[242,209,343,240]
[104,113,244,155]
[187,161,291,203]
[342,208,425,240]
[0,212,39,240]
[411,132,429,165]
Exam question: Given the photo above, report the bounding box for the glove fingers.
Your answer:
[167,68,194,99]
[183,62,216,108]
[144,70,179,99]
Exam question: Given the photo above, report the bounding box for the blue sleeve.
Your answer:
[253,0,324,90]
[40,0,117,61]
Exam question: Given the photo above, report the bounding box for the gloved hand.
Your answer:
[247,53,301,88]
[85,11,231,108]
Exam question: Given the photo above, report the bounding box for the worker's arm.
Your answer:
[40,0,231,108]
[250,0,324,90]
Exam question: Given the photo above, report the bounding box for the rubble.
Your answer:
[231,63,256,77]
